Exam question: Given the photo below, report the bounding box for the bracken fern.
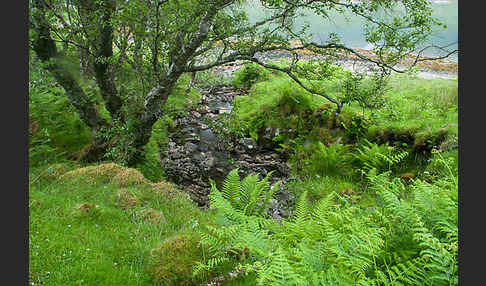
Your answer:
[196,162,457,286]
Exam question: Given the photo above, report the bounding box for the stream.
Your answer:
[161,85,295,219]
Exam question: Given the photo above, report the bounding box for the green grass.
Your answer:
[29,163,214,286]
[234,75,327,121]
[234,64,457,137]
[364,73,458,136]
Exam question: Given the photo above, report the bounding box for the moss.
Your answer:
[111,168,149,187]
[137,208,167,225]
[232,63,270,89]
[413,128,449,153]
[114,189,140,209]
[59,163,149,187]
[149,181,187,198]
[60,163,126,184]
[34,163,75,182]
[368,126,419,146]
[147,234,207,286]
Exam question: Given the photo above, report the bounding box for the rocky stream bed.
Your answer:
[161,85,295,219]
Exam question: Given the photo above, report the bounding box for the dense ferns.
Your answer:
[196,155,458,285]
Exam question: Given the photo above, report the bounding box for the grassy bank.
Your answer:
[29,163,217,285]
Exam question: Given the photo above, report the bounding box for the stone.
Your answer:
[185,142,198,153]
[239,138,257,150]
[219,108,231,114]
[161,85,293,211]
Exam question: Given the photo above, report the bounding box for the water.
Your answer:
[244,0,458,61]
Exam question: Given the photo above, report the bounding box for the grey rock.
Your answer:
[161,85,293,211]
[185,142,198,153]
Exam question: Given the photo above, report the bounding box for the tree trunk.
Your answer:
[31,0,109,161]
[126,81,178,166]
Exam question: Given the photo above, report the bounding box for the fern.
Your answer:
[368,169,458,285]
[221,169,242,209]
[197,165,457,286]
[352,139,408,175]
[256,247,307,286]
[197,170,279,279]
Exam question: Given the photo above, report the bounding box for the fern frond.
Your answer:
[239,172,259,210]
[294,191,310,222]
[221,169,241,208]
[243,171,272,216]
[257,247,307,286]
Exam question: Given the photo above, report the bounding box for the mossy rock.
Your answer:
[114,188,140,209]
[59,163,149,186]
[147,234,207,286]
[111,168,149,187]
[60,163,127,184]
[369,126,418,146]
[413,128,449,153]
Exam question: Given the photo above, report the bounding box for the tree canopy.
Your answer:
[29,0,457,165]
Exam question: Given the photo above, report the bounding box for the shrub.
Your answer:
[29,58,92,167]
[306,142,351,177]
[232,63,270,89]
[287,176,357,203]
[290,141,352,179]
[422,149,458,183]
[194,69,232,89]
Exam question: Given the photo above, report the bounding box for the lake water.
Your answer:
[244,0,458,61]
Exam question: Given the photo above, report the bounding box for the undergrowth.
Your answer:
[197,154,458,285]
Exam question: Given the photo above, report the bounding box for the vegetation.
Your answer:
[29,163,213,285]
[30,55,458,284]
[29,0,458,285]
[29,0,454,165]
[198,159,457,285]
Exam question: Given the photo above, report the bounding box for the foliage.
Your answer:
[194,70,233,89]
[351,139,409,176]
[29,54,92,166]
[29,1,457,285]
[29,0,450,164]
[232,63,271,89]
[364,74,458,142]
[298,142,351,178]
[194,169,279,277]
[287,176,357,203]
[340,71,390,115]
[422,149,458,184]
[196,161,458,286]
